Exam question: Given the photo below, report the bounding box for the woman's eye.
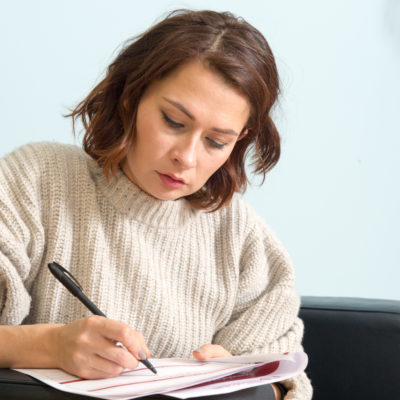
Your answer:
[162,111,184,128]
[162,111,226,149]
[207,138,226,149]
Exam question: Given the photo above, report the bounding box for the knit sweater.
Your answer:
[0,142,312,399]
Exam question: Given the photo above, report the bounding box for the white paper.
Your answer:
[14,351,307,399]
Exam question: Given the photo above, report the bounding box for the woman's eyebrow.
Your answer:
[163,97,194,120]
[212,127,239,137]
[162,97,239,136]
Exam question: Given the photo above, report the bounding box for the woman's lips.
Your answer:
[157,172,186,189]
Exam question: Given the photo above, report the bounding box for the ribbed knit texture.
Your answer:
[0,142,312,399]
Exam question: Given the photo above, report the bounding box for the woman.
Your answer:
[0,9,312,399]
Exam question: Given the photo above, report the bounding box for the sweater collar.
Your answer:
[88,157,199,228]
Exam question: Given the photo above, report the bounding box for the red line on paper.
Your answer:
[60,378,84,384]
[87,363,230,393]
[59,364,192,385]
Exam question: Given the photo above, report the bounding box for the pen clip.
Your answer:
[49,262,83,291]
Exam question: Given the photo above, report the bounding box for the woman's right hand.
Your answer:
[51,316,151,379]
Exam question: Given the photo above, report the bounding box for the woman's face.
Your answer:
[122,60,250,201]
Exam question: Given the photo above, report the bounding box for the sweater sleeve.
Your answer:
[213,207,313,400]
[0,144,45,325]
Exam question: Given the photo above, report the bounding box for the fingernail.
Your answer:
[194,348,204,353]
[138,349,147,360]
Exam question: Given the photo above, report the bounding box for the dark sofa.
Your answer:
[300,296,400,399]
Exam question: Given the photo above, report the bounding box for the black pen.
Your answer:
[48,262,157,375]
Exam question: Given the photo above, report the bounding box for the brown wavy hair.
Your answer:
[67,9,281,211]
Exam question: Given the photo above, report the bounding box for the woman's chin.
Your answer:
[147,187,187,201]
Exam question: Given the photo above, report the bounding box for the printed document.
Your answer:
[15,351,307,399]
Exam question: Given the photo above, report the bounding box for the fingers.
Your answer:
[55,316,151,379]
[68,352,129,380]
[96,317,151,360]
[95,335,140,370]
[84,354,125,379]
[193,344,232,360]
[68,341,139,379]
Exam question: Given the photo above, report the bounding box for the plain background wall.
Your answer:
[1,0,399,300]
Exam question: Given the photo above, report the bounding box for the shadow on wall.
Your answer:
[384,0,400,52]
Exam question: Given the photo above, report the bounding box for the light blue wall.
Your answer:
[1,0,399,299]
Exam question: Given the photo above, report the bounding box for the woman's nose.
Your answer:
[171,134,199,168]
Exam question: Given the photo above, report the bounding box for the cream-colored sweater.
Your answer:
[0,142,312,399]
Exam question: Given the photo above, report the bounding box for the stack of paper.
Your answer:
[15,351,307,399]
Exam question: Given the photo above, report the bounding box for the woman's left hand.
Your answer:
[192,344,232,360]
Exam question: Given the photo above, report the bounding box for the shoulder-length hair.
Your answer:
[67,9,281,211]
